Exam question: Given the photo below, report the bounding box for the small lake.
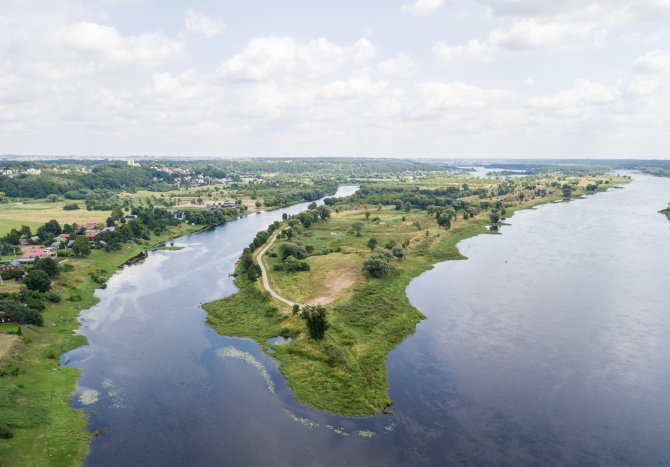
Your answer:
[65,174,670,466]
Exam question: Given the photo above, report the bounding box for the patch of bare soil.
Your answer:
[311,269,357,305]
[0,334,19,360]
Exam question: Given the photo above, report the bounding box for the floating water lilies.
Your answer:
[102,378,127,409]
[357,430,375,438]
[217,346,275,394]
[79,389,100,405]
[326,424,350,436]
[283,409,319,429]
[384,422,398,432]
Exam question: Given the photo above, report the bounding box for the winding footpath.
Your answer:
[256,233,301,308]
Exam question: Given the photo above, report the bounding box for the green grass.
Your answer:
[157,246,184,251]
[203,174,630,417]
[0,200,111,232]
[0,222,201,466]
[0,323,22,333]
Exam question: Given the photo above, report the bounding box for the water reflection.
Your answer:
[64,176,670,466]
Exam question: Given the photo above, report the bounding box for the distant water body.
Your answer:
[65,174,670,466]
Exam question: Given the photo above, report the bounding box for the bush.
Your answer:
[1,269,23,280]
[68,292,81,302]
[45,292,61,303]
[63,203,80,210]
[0,425,14,439]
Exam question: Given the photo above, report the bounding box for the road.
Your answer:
[256,233,301,308]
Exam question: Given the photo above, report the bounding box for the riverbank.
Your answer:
[0,222,203,465]
[204,175,630,416]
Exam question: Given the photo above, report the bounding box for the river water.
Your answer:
[66,175,670,466]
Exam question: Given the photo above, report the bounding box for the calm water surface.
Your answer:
[66,175,670,466]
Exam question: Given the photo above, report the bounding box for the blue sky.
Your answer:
[1,0,670,158]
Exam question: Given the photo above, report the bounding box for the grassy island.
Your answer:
[204,172,629,416]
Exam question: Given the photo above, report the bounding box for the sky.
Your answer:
[1,0,670,159]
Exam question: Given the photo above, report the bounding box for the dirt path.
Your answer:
[256,233,301,308]
[0,334,18,359]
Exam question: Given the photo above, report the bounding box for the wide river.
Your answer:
[66,175,670,466]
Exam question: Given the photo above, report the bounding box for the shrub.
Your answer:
[45,292,61,303]
[0,425,14,439]
[68,292,81,302]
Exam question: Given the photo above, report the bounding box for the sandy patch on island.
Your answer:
[310,268,357,305]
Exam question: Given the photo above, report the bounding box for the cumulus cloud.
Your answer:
[216,37,375,81]
[529,79,619,117]
[401,0,446,15]
[474,0,670,26]
[184,9,226,38]
[60,21,184,67]
[417,81,515,109]
[434,19,606,61]
[633,49,670,73]
[377,54,418,76]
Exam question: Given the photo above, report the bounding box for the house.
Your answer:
[125,215,137,220]
[84,229,100,238]
[0,260,22,271]
[66,240,75,248]
[18,238,28,246]
[173,210,185,220]
[222,201,237,208]
[18,248,57,262]
[102,226,116,232]
[30,235,40,243]
[77,222,98,230]
[58,233,70,239]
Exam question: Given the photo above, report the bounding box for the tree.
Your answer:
[292,304,300,315]
[35,257,60,277]
[308,202,317,210]
[255,201,262,208]
[106,217,116,227]
[44,219,62,236]
[489,211,500,224]
[391,245,405,260]
[301,305,329,339]
[316,205,331,220]
[24,269,51,292]
[367,237,378,251]
[350,222,364,237]
[247,263,261,281]
[365,211,370,220]
[362,251,391,278]
[72,235,91,256]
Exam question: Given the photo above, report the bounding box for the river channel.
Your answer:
[66,175,670,465]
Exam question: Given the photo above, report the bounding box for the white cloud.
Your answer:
[216,37,375,82]
[435,19,605,61]
[184,9,226,38]
[60,21,184,67]
[529,79,619,117]
[377,53,418,76]
[524,76,536,86]
[625,78,660,96]
[319,76,390,100]
[401,0,446,16]
[633,50,670,73]
[474,0,670,26]
[417,81,515,109]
